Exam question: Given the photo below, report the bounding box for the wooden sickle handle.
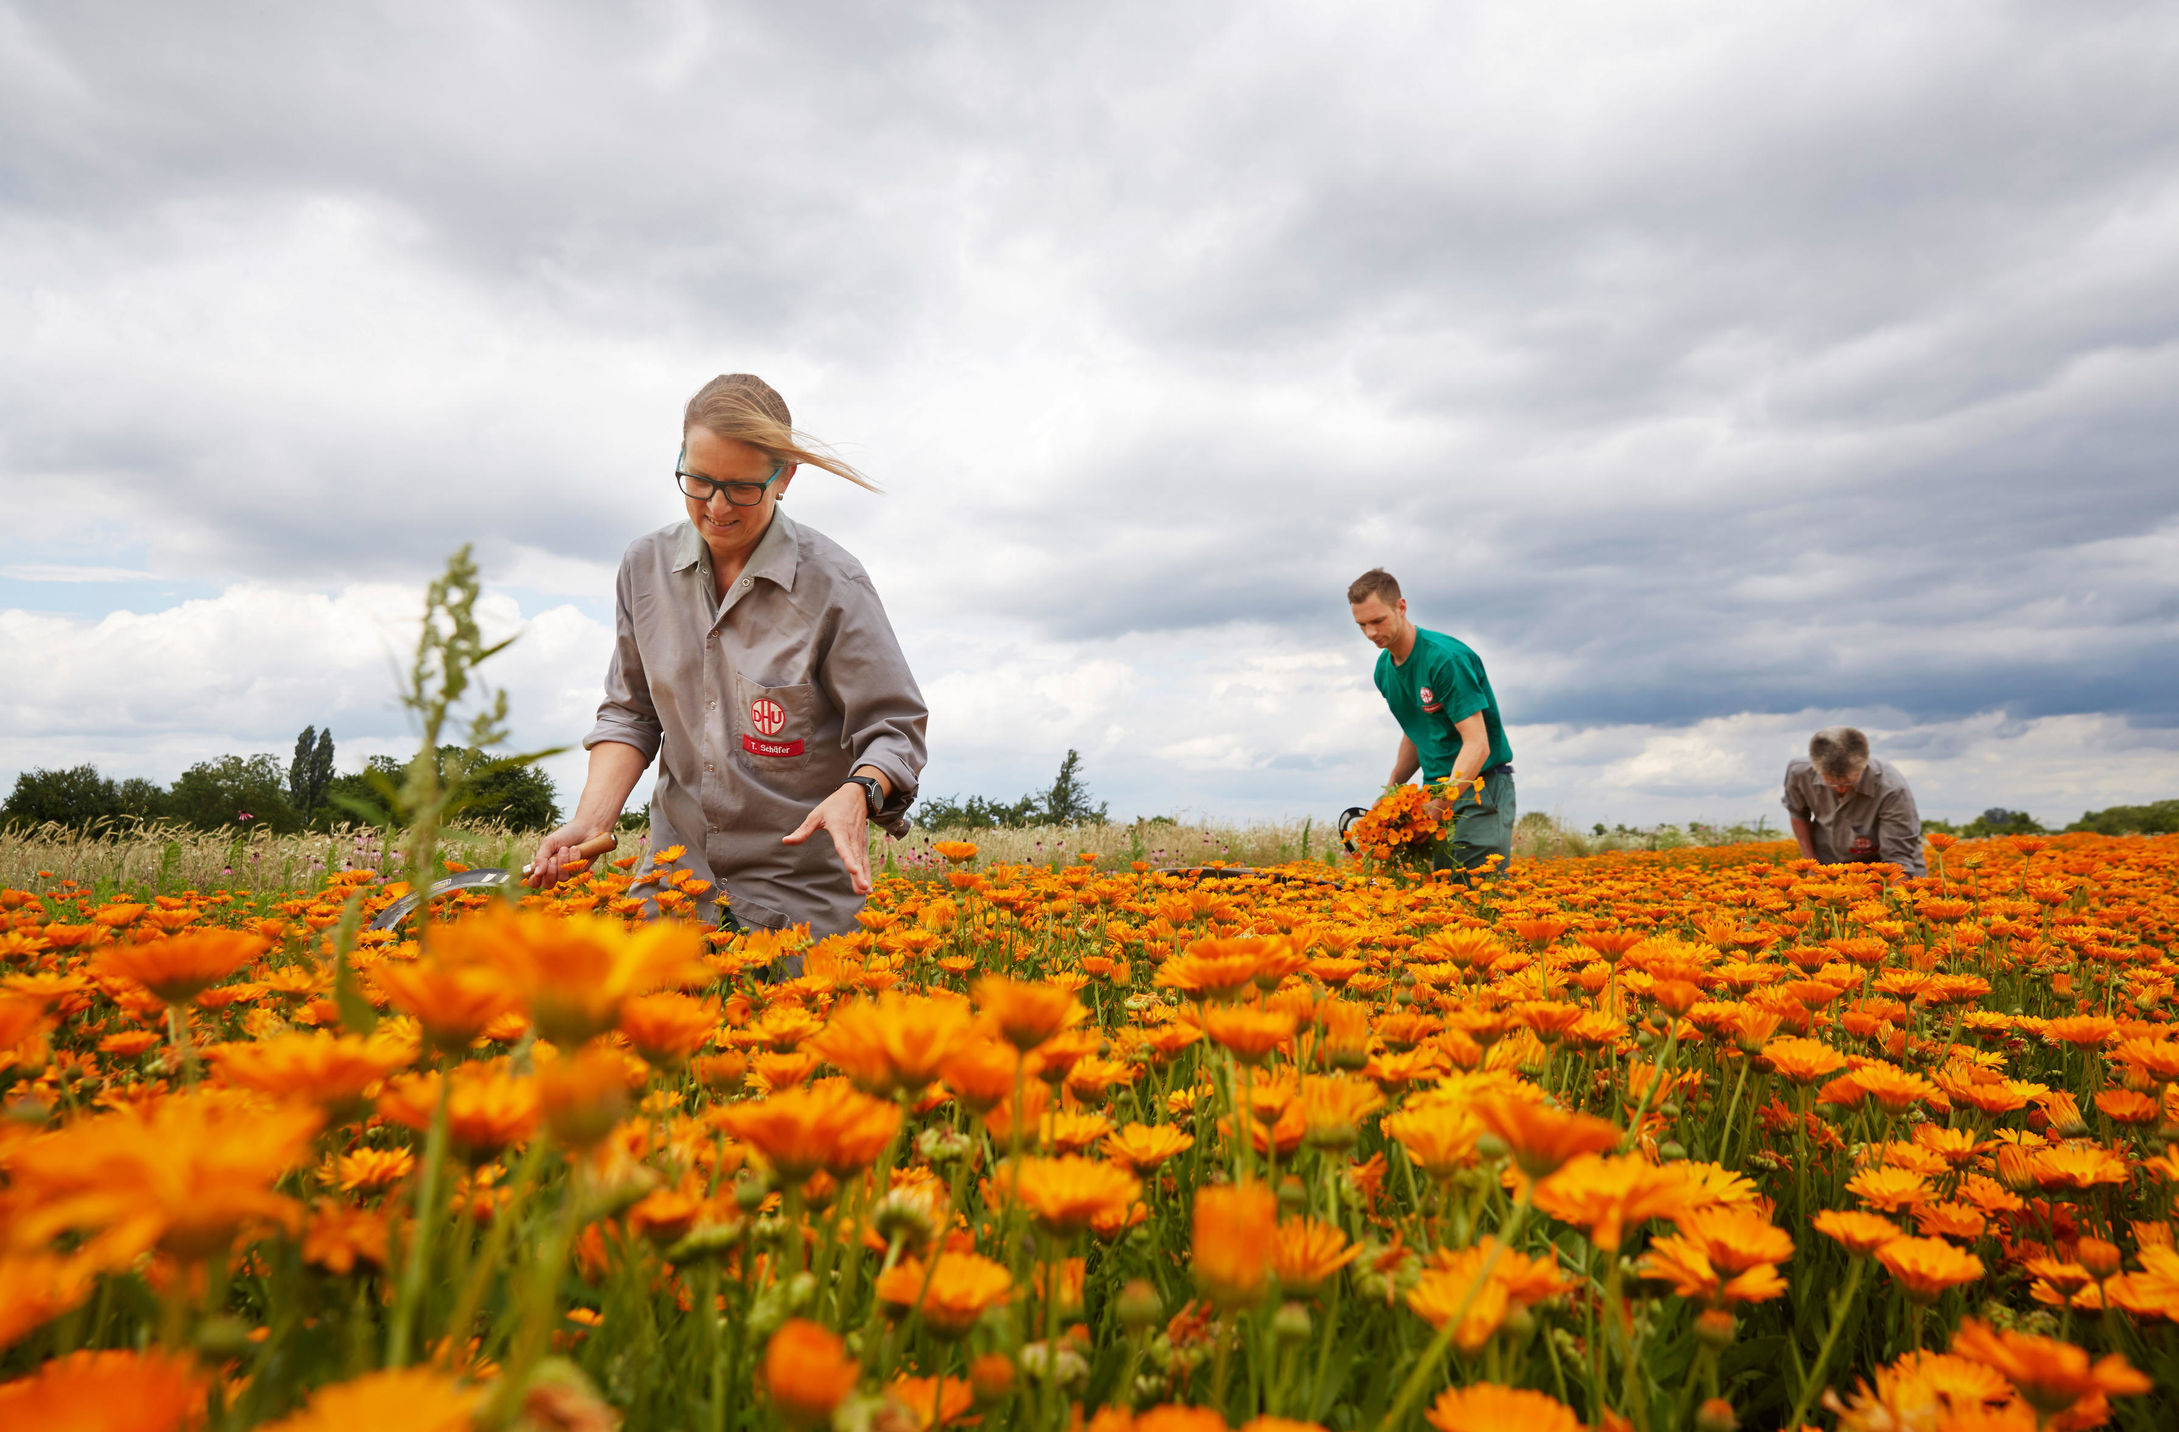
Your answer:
[520,831,622,878]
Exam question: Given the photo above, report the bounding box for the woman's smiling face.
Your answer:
[680,424,796,568]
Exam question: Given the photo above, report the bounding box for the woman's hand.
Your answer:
[782,782,873,896]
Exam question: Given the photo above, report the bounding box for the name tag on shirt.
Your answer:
[742,735,805,758]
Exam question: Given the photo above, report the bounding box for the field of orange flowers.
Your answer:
[2,830,2177,1431]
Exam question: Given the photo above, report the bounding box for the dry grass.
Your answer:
[1,807,1784,894]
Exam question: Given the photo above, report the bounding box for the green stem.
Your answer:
[1374,1190,1532,1432]
[386,1076,452,1366]
[1783,1256,1867,1431]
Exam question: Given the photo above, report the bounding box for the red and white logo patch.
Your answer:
[1419,685,1442,713]
[742,695,803,757]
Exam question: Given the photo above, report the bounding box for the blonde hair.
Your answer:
[682,374,878,492]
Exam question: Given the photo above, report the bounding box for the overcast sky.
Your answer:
[4,1,2176,834]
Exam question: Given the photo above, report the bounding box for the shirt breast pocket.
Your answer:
[733,676,817,771]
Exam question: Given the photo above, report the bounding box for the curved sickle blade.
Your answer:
[366,868,516,932]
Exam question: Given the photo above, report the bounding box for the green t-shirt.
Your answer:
[1373,628,1513,782]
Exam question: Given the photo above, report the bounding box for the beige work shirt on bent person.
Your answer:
[1781,755,1926,878]
[584,510,928,937]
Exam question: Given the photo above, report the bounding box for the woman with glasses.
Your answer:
[527,374,927,952]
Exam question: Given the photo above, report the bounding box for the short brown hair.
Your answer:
[1347,568,1401,606]
[1809,726,1870,779]
[683,373,879,492]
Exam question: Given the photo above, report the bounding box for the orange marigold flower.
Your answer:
[1269,1217,1362,1297]
[209,1031,411,1109]
[1760,1035,1848,1084]
[0,1252,97,1353]
[764,1319,859,1430]
[1424,1382,1584,1432]
[300,1198,390,1276]
[1155,938,1272,1002]
[2030,1144,2130,1192]
[539,1045,638,1150]
[431,906,705,1046]
[1950,1317,2152,1419]
[1201,1005,1297,1066]
[1470,1091,1622,1181]
[1193,1180,1278,1309]
[1004,1155,1142,1238]
[1637,1232,1787,1309]
[2109,1037,2179,1081]
[819,992,974,1095]
[0,1348,206,1432]
[378,1065,542,1164]
[93,929,267,1004]
[940,1037,1024,1114]
[886,1374,976,1430]
[1102,1121,1195,1172]
[972,976,1086,1050]
[1529,1153,1693,1250]
[1846,1166,1932,1213]
[9,1087,318,1266]
[1380,1102,1481,1180]
[618,991,718,1069]
[2093,1088,2159,1125]
[875,1251,1013,1338]
[718,1080,901,1185]
[371,960,518,1054]
[1409,1238,1568,1349]
[259,1367,476,1432]
[1294,1074,1385,1149]
[1813,1208,1905,1258]
[324,1146,416,1196]
[1876,1236,1986,1303]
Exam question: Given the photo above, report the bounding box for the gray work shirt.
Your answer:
[584,511,927,936]
[1781,755,1925,878]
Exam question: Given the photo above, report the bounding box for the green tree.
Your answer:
[912,750,1108,830]
[1038,748,1108,825]
[321,747,559,832]
[2,764,122,829]
[2066,798,2179,836]
[289,725,336,816]
[168,754,302,833]
[116,777,170,822]
[1959,807,2047,838]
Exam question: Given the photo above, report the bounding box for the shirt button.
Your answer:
[706,699,717,710]
[704,762,715,772]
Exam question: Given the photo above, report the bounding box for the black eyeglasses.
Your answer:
[676,463,785,507]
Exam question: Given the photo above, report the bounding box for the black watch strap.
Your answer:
[846,774,884,815]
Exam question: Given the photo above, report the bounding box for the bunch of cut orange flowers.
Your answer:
[0,826,2176,1432]
[1344,775,1486,869]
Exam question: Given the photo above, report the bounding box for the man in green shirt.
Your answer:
[1348,567,1516,876]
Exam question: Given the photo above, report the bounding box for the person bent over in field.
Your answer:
[1349,567,1516,878]
[1783,725,1924,878]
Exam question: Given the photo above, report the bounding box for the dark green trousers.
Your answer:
[1434,768,1517,879]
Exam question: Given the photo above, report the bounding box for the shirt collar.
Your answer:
[669,509,802,591]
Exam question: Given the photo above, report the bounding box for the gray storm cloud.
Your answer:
[2,1,2176,824]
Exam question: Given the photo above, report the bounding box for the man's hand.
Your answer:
[526,824,607,890]
[784,782,874,896]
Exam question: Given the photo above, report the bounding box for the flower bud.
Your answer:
[1117,1278,1163,1335]
[1272,1302,1312,1343]
[2078,1238,2123,1281]
[1694,1309,1736,1350]
[1695,1398,1738,1432]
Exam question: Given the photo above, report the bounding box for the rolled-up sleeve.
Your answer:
[1781,764,1813,821]
[819,575,928,836]
[583,557,664,763]
[1874,788,1926,878]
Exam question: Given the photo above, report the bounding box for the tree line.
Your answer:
[1,726,561,835]
[911,748,1110,830]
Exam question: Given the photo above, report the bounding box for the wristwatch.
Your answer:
[845,774,884,816]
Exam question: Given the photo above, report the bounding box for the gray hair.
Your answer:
[1809,726,1870,780]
